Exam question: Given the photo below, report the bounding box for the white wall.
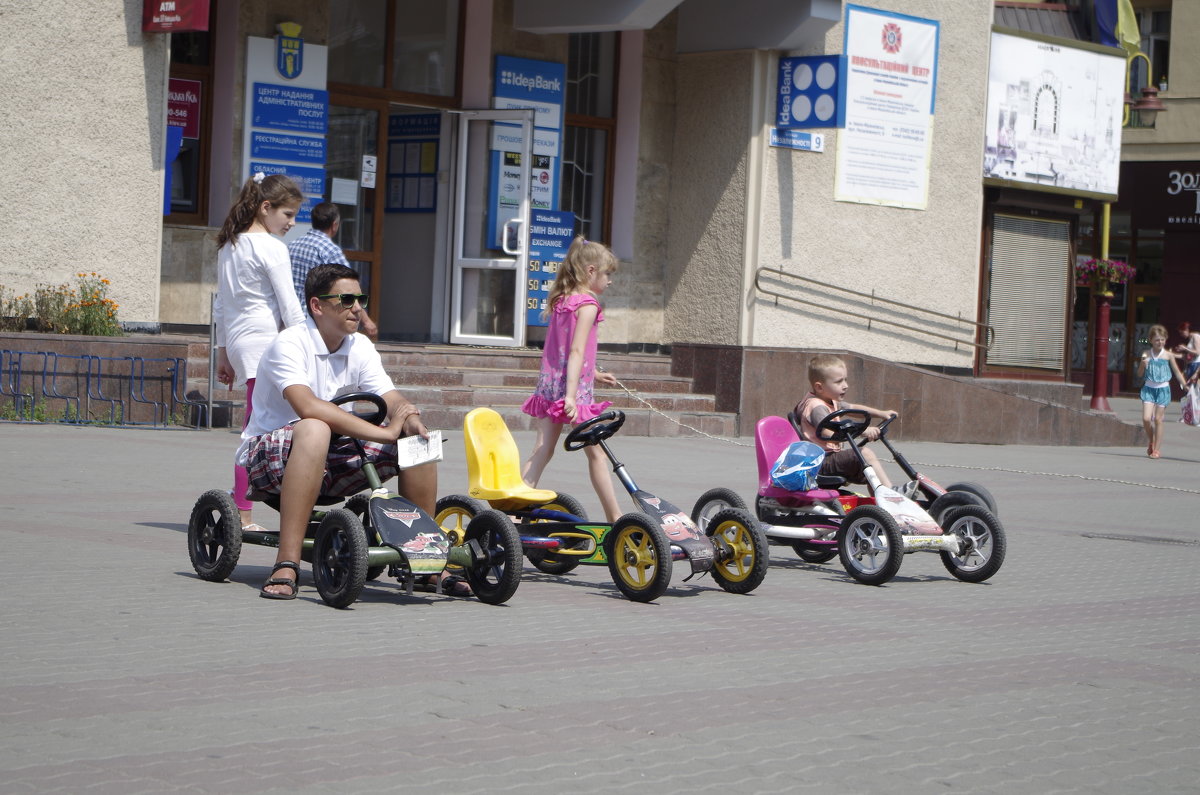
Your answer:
[0,1,168,324]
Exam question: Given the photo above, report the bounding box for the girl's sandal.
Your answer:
[260,561,300,600]
[1149,450,1161,459]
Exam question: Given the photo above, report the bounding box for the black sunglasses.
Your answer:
[316,293,369,309]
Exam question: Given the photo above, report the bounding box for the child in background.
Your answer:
[1137,324,1188,459]
[520,237,621,521]
[1173,321,1200,383]
[213,172,307,531]
[795,354,898,487]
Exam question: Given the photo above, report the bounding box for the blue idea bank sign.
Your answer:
[777,55,846,129]
[489,55,565,249]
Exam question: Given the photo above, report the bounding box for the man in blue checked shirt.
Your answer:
[288,202,379,341]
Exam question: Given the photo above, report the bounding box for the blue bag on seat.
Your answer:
[770,441,826,492]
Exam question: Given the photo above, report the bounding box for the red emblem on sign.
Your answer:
[881,22,902,54]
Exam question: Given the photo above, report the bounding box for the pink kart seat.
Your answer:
[755,415,841,506]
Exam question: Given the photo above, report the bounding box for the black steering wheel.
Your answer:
[564,410,625,451]
[816,408,872,442]
[330,392,388,439]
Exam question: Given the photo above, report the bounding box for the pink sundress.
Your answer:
[521,293,612,423]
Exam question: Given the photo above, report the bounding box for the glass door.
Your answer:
[449,109,533,347]
[327,103,382,302]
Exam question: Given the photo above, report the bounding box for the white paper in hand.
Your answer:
[395,430,443,469]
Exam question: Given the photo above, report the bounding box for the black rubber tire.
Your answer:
[312,508,369,608]
[837,505,904,586]
[188,489,243,582]
[945,482,999,515]
[791,542,839,564]
[344,493,385,581]
[689,487,748,534]
[526,493,588,575]
[463,509,523,604]
[706,507,769,594]
[928,490,987,526]
[604,513,673,602]
[940,505,1007,583]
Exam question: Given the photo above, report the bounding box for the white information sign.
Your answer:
[835,5,939,210]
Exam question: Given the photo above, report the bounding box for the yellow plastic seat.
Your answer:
[464,407,559,510]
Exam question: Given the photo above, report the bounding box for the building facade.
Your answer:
[5,0,1031,383]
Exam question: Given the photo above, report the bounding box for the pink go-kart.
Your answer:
[691,409,1006,585]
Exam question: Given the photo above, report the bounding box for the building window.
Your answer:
[563,32,617,242]
[328,0,460,100]
[167,25,213,224]
[1130,9,1171,92]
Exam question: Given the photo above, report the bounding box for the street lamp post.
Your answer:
[1091,205,1114,412]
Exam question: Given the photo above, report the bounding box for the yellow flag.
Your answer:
[1116,0,1141,56]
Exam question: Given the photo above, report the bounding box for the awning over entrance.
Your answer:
[513,0,842,52]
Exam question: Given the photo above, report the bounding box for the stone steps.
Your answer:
[182,340,739,437]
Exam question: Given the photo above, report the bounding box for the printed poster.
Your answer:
[835,5,939,210]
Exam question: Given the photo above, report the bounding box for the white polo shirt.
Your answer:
[236,317,395,466]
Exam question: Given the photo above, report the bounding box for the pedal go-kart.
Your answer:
[187,393,523,608]
[434,407,768,603]
[692,409,1006,585]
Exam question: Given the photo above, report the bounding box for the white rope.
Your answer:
[884,457,1200,496]
[609,377,751,446]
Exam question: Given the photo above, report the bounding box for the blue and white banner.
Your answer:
[488,56,566,248]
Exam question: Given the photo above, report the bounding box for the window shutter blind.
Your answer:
[985,214,1070,370]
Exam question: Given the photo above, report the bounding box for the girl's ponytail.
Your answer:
[217,172,303,248]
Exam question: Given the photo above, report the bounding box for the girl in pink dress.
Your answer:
[521,237,621,521]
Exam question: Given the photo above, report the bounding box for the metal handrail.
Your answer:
[754,266,993,351]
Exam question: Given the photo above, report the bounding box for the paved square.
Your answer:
[2,398,1197,793]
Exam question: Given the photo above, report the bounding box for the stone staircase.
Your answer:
[186,341,740,437]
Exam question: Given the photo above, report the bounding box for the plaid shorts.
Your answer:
[244,425,400,499]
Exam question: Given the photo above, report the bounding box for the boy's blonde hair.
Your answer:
[807,354,845,386]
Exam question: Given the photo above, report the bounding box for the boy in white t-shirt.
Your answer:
[242,263,435,600]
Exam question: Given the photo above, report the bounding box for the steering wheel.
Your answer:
[563,410,625,452]
[330,392,388,440]
[876,413,897,438]
[816,408,871,442]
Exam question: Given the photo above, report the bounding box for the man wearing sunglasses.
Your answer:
[236,263,440,600]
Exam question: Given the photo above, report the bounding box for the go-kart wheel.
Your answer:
[188,489,244,582]
[462,509,522,604]
[939,505,1006,583]
[563,410,625,451]
[690,487,748,534]
[945,482,998,515]
[344,494,385,582]
[435,494,487,541]
[312,508,369,608]
[791,542,839,564]
[837,505,904,585]
[928,490,987,525]
[526,493,587,575]
[706,507,769,594]
[604,513,673,602]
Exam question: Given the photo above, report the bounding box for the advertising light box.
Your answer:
[983,29,1126,200]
